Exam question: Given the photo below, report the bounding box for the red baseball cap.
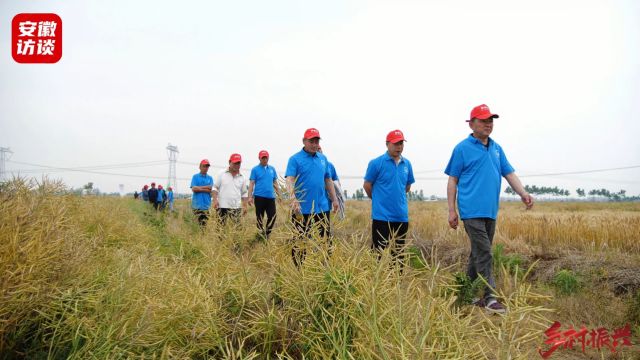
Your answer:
[386,129,406,143]
[468,104,499,121]
[200,159,210,166]
[258,150,269,159]
[303,128,321,139]
[151,182,156,186]
[168,187,172,191]
[158,185,163,190]
[229,153,242,163]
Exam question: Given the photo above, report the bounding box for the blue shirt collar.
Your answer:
[383,151,404,163]
[300,148,319,157]
[467,134,492,146]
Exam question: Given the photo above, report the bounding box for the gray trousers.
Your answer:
[463,218,497,300]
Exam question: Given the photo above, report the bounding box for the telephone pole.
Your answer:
[0,147,13,181]
[166,143,179,193]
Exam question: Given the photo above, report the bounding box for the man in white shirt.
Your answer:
[212,153,249,225]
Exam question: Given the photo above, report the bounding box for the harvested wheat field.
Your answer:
[2,179,639,359]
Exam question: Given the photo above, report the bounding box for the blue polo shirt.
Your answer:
[190,172,214,210]
[250,164,278,199]
[327,162,339,181]
[285,148,331,214]
[444,135,514,220]
[364,152,415,222]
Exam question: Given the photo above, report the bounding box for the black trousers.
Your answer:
[218,208,242,226]
[193,209,209,228]
[291,211,331,267]
[372,220,409,265]
[254,196,277,238]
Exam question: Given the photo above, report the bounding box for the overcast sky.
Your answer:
[1,0,639,196]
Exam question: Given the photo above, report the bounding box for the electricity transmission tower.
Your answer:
[0,147,13,181]
[166,143,179,193]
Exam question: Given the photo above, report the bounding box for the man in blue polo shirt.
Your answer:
[191,159,214,228]
[445,104,533,314]
[363,129,415,267]
[286,128,339,266]
[248,150,281,240]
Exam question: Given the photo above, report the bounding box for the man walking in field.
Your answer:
[167,186,175,212]
[445,104,533,314]
[363,129,415,267]
[148,182,159,210]
[141,185,149,202]
[191,159,214,228]
[213,153,249,225]
[318,146,346,220]
[286,128,339,266]
[248,150,281,239]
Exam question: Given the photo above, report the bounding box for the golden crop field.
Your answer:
[2,179,639,359]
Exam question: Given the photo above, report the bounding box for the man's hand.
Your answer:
[521,193,534,210]
[332,201,339,213]
[248,198,254,207]
[213,199,219,209]
[448,209,459,229]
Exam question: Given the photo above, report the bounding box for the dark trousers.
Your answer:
[463,218,497,301]
[218,208,242,226]
[193,209,209,228]
[254,196,276,238]
[291,211,331,267]
[151,201,159,210]
[371,220,409,266]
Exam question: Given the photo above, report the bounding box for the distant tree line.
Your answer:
[505,185,639,201]
[348,189,426,201]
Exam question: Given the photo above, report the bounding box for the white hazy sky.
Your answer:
[1,0,639,196]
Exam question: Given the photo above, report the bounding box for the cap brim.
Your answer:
[388,138,406,143]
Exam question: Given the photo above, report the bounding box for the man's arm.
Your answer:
[504,172,534,209]
[247,180,256,206]
[363,181,373,199]
[447,176,459,229]
[325,178,339,212]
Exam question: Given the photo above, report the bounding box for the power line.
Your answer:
[8,159,167,172]
[519,165,640,178]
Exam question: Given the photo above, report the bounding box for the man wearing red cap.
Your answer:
[285,128,339,266]
[141,185,149,202]
[248,150,281,239]
[191,159,214,228]
[445,104,533,314]
[364,129,415,267]
[213,153,249,225]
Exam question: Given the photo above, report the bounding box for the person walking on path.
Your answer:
[167,187,175,212]
[141,185,149,202]
[248,150,281,239]
[148,182,159,210]
[445,104,534,314]
[363,129,415,268]
[191,159,214,228]
[213,153,249,226]
[285,128,339,266]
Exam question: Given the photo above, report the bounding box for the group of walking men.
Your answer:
[190,104,534,314]
[139,183,175,211]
